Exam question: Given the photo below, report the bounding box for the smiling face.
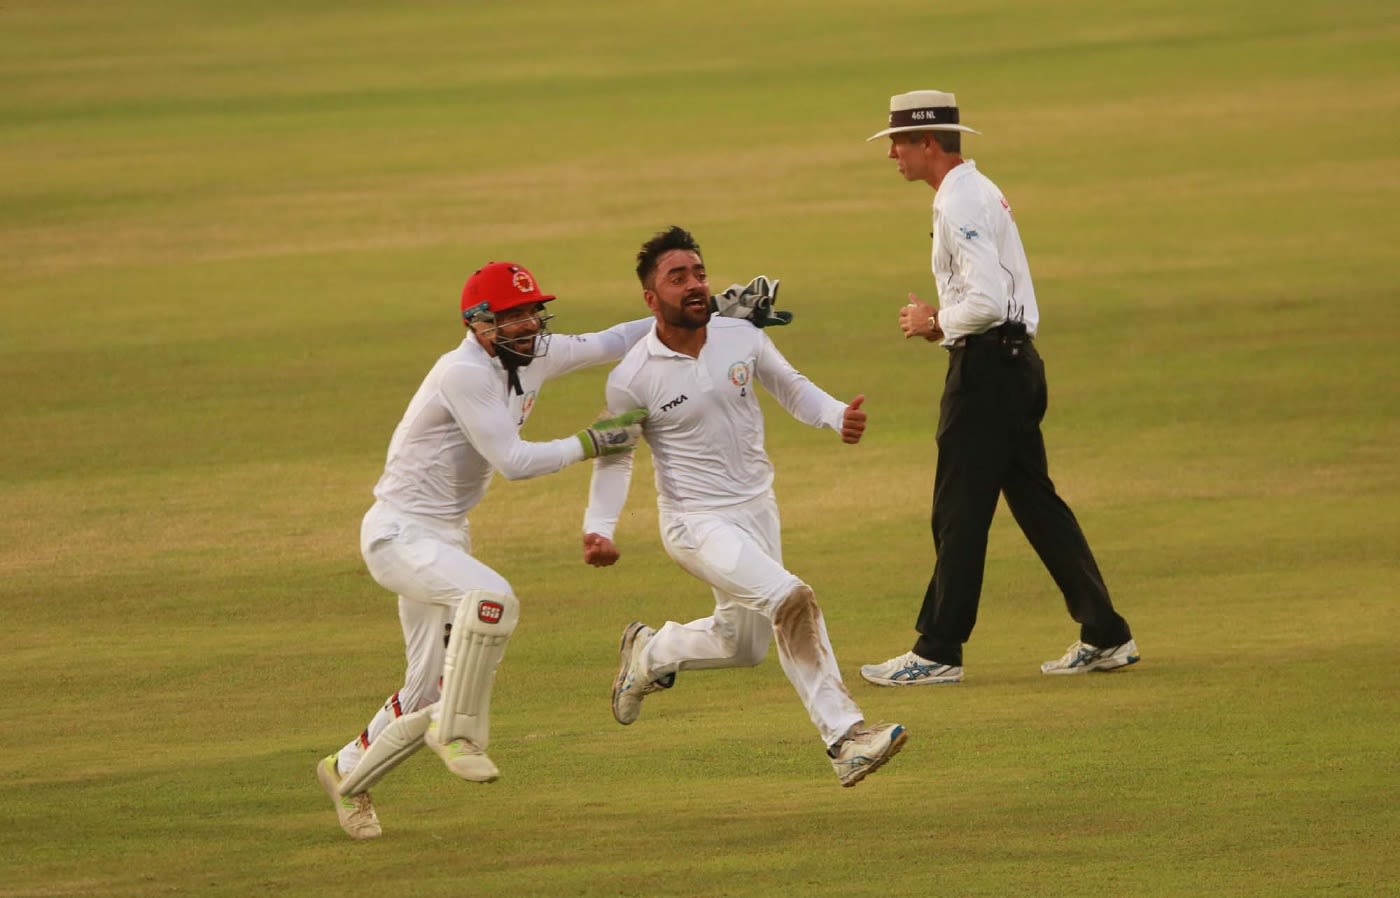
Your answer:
[470,301,553,359]
[644,248,710,330]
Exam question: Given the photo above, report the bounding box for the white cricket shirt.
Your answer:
[372,319,651,525]
[930,160,1040,345]
[584,317,848,538]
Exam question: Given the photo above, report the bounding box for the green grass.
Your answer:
[2,1,1397,896]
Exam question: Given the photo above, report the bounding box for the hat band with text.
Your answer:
[888,107,960,128]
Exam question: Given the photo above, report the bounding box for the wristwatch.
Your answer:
[927,312,938,333]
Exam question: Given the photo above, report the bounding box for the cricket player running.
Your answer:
[582,226,908,787]
[317,260,785,839]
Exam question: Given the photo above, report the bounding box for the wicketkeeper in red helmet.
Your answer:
[315,253,791,839]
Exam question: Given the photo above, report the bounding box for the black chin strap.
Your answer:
[497,344,528,396]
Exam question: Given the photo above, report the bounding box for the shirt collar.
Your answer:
[933,159,977,208]
[643,322,696,359]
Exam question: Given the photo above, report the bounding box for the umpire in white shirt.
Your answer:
[860,90,1141,686]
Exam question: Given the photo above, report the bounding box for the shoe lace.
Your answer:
[1067,642,1100,666]
[446,739,483,758]
[898,654,941,678]
[626,669,674,696]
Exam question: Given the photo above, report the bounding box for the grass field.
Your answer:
[3,1,1398,896]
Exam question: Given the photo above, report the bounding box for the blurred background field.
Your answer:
[2,2,1397,896]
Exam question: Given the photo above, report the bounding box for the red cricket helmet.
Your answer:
[460,261,556,325]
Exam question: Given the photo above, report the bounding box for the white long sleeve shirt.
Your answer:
[372,319,652,525]
[584,317,847,538]
[930,160,1040,345]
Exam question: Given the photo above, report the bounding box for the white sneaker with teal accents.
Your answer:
[1040,639,1141,675]
[830,723,908,787]
[859,651,963,686]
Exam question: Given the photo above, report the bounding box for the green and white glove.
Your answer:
[577,408,648,459]
[710,275,794,328]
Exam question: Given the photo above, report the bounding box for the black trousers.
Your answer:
[912,335,1131,667]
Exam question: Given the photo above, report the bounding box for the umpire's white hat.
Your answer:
[867,90,981,141]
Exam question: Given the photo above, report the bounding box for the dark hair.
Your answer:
[900,130,961,154]
[635,225,703,288]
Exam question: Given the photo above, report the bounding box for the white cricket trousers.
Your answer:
[335,500,513,775]
[643,491,863,747]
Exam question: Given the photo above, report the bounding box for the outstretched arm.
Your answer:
[442,362,644,480]
[544,318,653,378]
[752,332,849,433]
[441,361,585,479]
[550,274,789,380]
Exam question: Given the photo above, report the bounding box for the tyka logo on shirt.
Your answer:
[660,394,689,412]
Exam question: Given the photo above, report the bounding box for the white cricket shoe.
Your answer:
[830,723,908,787]
[1040,639,1141,675]
[316,754,382,840]
[611,621,676,726]
[860,651,963,686]
[425,720,499,783]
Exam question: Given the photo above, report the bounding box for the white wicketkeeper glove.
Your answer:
[710,275,793,328]
[576,409,648,459]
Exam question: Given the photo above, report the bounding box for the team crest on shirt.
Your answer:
[728,361,751,398]
[516,390,538,425]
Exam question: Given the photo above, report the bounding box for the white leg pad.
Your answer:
[337,706,431,796]
[437,590,519,749]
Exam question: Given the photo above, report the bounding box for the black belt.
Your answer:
[963,323,1031,344]
[956,322,1032,358]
